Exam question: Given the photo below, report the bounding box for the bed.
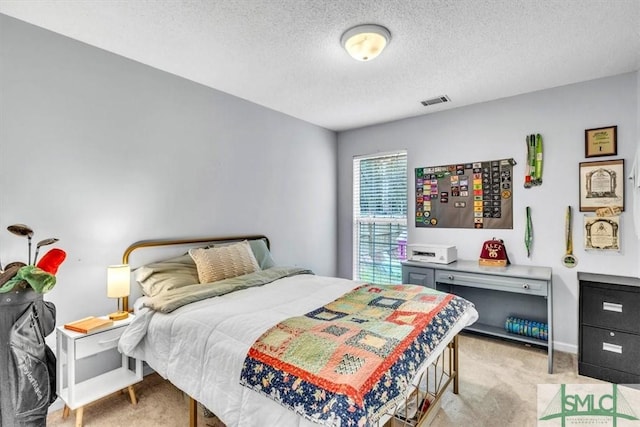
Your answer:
[117,235,478,427]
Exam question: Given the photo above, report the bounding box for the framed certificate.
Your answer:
[579,159,624,212]
[585,126,617,158]
[584,216,620,250]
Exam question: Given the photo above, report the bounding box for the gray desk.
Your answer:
[402,260,553,373]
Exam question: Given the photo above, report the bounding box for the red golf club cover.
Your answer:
[37,248,67,275]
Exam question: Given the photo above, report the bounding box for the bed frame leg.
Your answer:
[453,334,459,394]
[189,396,197,427]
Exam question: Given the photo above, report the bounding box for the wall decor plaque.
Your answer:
[584,216,620,250]
[585,125,617,158]
[579,159,624,212]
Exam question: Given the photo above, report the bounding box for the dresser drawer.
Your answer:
[75,327,125,359]
[435,270,547,297]
[581,325,640,376]
[581,285,640,334]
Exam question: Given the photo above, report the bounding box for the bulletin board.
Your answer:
[415,158,515,229]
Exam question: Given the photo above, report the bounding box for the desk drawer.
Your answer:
[435,270,547,297]
[75,327,125,359]
[581,325,640,375]
[581,285,640,334]
[402,265,435,288]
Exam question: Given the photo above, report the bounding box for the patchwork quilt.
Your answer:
[240,284,474,426]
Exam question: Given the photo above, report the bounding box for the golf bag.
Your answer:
[0,284,56,427]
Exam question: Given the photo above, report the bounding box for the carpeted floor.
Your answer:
[46,333,604,427]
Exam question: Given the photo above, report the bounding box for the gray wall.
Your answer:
[337,72,639,353]
[637,70,640,267]
[0,15,338,328]
[2,12,638,358]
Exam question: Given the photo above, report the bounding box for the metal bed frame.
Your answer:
[121,234,461,427]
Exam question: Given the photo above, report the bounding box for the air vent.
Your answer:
[420,95,451,107]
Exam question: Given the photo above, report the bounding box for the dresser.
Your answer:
[578,272,640,383]
[402,260,553,373]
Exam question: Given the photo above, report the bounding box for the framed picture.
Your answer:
[585,125,617,157]
[579,159,624,212]
[584,216,620,250]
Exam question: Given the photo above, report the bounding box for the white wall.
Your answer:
[0,15,338,329]
[337,72,639,353]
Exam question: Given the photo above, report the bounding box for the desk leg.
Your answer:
[545,289,554,374]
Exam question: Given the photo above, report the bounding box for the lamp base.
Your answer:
[108,310,129,321]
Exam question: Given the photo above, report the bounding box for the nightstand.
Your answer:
[56,315,142,427]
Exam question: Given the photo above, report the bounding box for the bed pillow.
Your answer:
[134,253,199,297]
[247,239,276,270]
[207,238,276,270]
[189,240,261,284]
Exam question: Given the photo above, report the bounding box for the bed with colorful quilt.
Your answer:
[118,235,478,427]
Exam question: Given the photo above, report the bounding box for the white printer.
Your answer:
[408,244,457,264]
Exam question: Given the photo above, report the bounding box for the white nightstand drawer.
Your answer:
[75,327,125,359]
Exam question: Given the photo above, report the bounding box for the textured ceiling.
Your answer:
[1,0,639,131]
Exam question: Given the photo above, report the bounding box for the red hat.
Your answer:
[479,238,510,267]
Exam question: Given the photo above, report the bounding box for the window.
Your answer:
[353,151,407,284]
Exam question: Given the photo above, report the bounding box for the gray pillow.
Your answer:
[248,239,276,270]
[134,253,199,297]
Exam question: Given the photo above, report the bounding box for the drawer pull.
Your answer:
[448,275,454,281]
[602,342,622,354]
[522,284,529,290]
[602,302,623,313]
[98,337,120,345]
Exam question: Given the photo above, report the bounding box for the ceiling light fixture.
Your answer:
[341,24,391,61]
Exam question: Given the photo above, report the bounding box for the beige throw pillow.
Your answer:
[189,240,260,284]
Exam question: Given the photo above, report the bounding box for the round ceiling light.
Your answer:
[341,24,391,61]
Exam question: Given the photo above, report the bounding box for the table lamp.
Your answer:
[107,264,130,320]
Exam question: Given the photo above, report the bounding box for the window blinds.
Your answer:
[353,151,407,284]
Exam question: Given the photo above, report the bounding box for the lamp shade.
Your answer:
[107,264,130,298]
[341,24,391,61]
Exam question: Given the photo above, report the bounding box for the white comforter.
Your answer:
[119,274,477,426]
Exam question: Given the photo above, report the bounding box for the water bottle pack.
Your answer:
[505,316,548,341]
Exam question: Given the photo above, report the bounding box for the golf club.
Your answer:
[33,238,59,265]
[7,224,34,265]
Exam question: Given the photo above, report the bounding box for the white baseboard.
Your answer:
[553,340,577,354]
[48,398,64,413]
